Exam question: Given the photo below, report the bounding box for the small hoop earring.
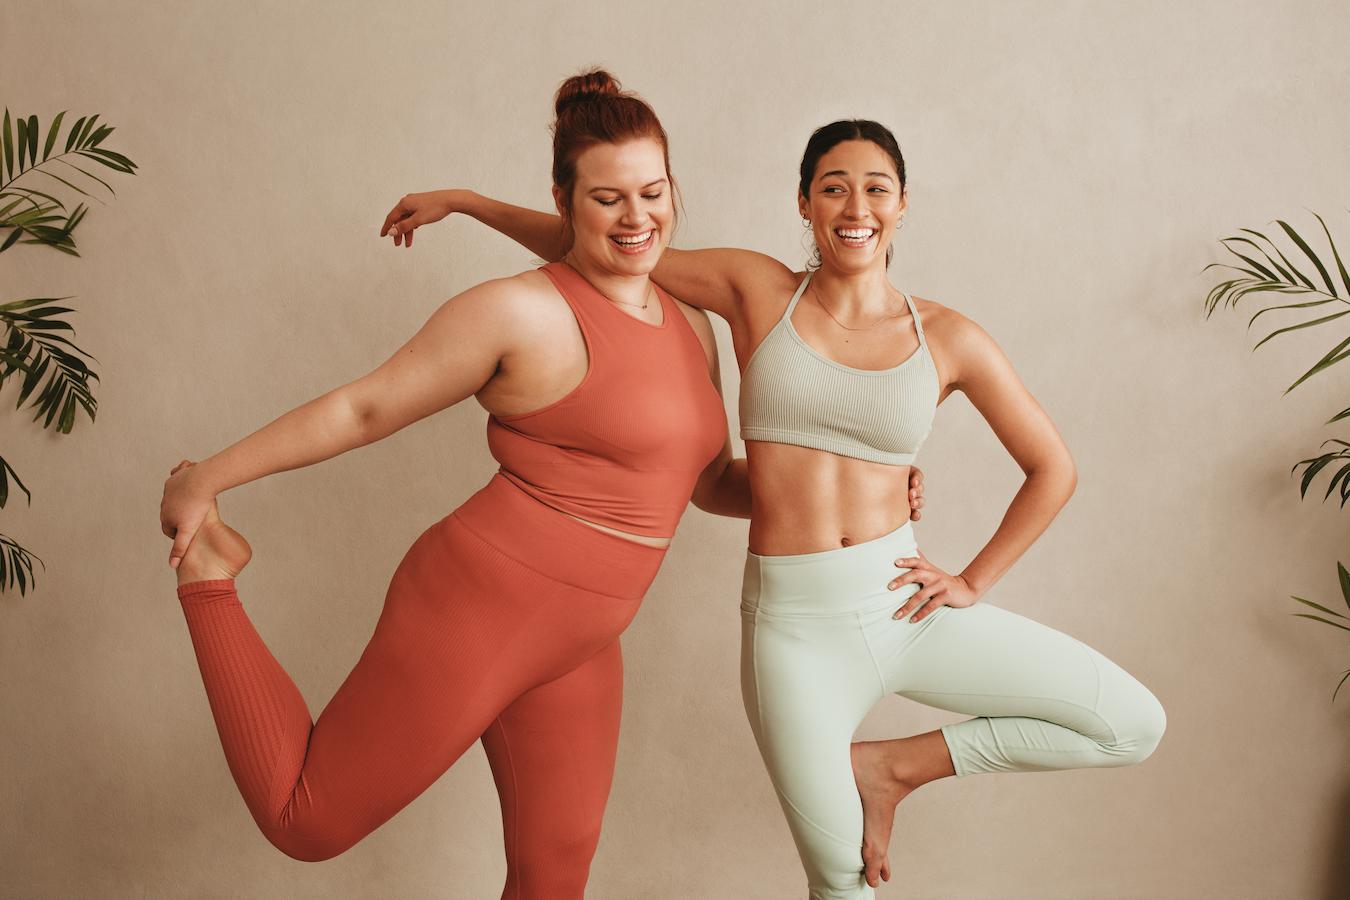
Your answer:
[802,218,811,228]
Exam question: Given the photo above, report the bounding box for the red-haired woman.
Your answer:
[160,71,929,899]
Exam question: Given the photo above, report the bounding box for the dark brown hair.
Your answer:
[799,119,907,268]
[551,69,677,249]
[798,119,907,198]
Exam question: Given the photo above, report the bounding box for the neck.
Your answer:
[563,251,653,308]
[809,263,897,314]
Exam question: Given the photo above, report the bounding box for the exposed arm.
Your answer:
[161,278,527,573]
[190,280,517,495]
[453,190,567,262]
[690,324,751,518]
[946,314,1077,597]
[410,190,792,323]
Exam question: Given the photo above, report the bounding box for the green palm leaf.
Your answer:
[1290,595,1348,619]
[0,533,43,596]
[1292,613,1350,632]
[0,296,98,434]
[1252,310,1349,352]
[0,454,31,508]
[1312,211,1350,297]
[1334,669,1350,703]
[3,109,12,181]
[1241,227,1316,290]
[1278,219,1337,296]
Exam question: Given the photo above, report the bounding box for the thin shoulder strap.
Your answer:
[902,292,928,349]
[782,272,813,322]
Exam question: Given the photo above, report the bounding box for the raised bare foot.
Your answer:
[851,740,917,888]
[176,496,252,587]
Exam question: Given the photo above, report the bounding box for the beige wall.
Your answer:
[4,1,1350,897]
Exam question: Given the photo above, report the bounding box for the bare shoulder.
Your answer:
[911,294,1017,393]
[739,254,801,300]
[444,269,576,336]
[670,297,718,367]
[910,295,998,355]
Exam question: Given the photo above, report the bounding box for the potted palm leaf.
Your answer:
[0,108,137,594]
[1205,213,1350,699]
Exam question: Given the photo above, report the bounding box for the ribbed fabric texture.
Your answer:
[739,272,939,465]
[175,477,666,898]
[486,261,726,537]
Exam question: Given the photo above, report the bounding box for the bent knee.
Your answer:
[263,825,362,863]
[1107,690,1166,766]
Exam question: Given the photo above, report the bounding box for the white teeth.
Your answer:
[836,228,875,239]
[612,231,653,245]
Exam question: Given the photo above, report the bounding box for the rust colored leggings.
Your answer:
[176,475,665,899]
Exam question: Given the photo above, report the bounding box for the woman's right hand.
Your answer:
[380,189,460,248]
[160,459,216,570]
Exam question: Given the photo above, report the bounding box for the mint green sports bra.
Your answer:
[738,272,939,466]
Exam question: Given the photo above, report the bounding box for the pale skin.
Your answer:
[160,139,768,598]
[383,138,1077,888]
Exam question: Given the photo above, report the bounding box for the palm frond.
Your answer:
[1205,215,1350,397]
[0,109,136,256]
[0,297,99,434]
[0,453,31,508]
[0,532,43,596]
[1291,442,1350,506]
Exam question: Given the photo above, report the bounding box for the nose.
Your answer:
[619,202,647,228]
[843,193,868,220]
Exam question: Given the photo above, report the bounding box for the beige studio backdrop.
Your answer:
[4,1,1350,898]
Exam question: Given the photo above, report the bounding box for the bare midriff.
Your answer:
[563,512,674,549]
[746,441,912,556]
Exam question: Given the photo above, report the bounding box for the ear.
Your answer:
[797,191,810,222]
[898,187,909,217]
[552,184,568,219]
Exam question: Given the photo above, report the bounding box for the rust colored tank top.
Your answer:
[486,261,727,538]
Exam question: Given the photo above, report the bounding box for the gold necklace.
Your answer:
[564,256,653,310]
[603,281,654,310]
[810,281,904,331]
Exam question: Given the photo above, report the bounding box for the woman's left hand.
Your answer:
[887,551,979,622]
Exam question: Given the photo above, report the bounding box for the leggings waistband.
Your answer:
[743,521,920,616]
[452,474,667,601]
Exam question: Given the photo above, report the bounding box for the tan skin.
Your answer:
[383,140,1062,888]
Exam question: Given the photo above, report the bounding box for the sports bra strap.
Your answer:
[903,292,927,349]
[781,272,814,322]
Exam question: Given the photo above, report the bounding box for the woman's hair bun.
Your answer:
[554,68,623,117]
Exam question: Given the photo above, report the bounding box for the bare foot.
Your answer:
[176,498,252,587]
[851,740,917,888]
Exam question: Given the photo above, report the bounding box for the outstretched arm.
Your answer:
[381,189,793,323]
[160,278,520,568]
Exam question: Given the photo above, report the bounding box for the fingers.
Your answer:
[908,595,946,623]
[881,858,892,882]
[380,200,410,237]
[893,581,943,620]
[169,529,192,570]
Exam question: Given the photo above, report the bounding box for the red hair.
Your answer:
[551,69,677,249]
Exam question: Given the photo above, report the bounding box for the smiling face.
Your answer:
[798,139,908,275]
[554,137,674,278]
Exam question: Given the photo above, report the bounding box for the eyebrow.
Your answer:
[819,170,894,182]
[588,178,669,193]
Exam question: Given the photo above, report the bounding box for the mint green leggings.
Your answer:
[740,521,1166,900]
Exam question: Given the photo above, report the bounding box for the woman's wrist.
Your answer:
[443,188,477,219]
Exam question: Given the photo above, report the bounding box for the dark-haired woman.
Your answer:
[155,72,897,900]
[389,119,1166,899]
